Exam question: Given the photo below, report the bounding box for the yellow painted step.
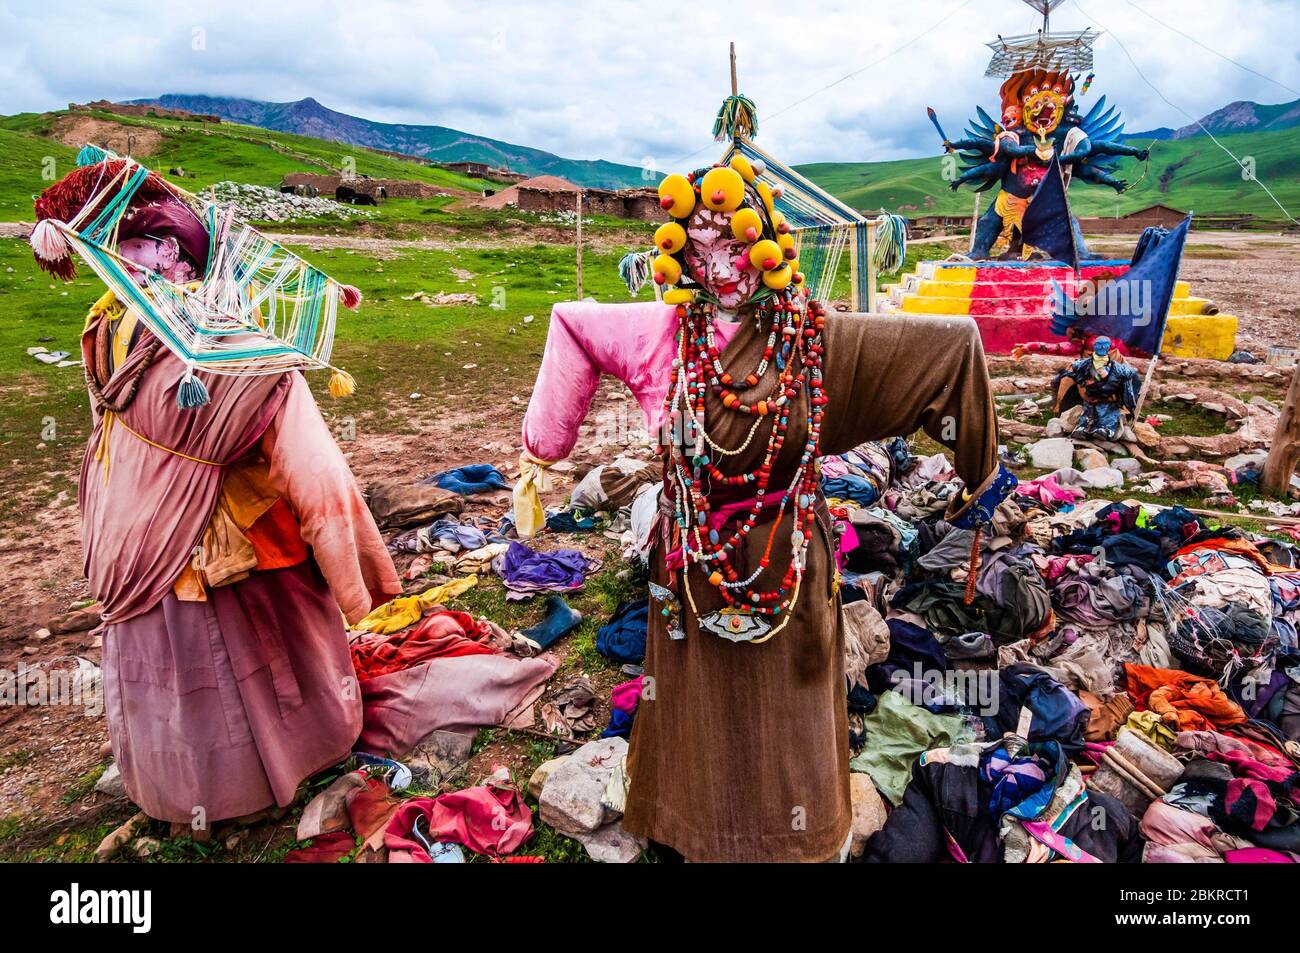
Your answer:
[915,280,975,298]
[900,296,972,315]
[1162,314,1238,362]
[1170,297,1211,315]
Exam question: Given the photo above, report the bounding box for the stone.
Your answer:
[1225,450,1268,472]
[296,770,367,841]
[1044,418,1064,437]
[574,819,647,863]
[1112,457,1143,476]
[94,761,128,800]
[48,604,102,635]
[1132,421,1160,448]
[1074,447,1107,470]
[538,737,628,835]
[528,755,571,800]
[849,773,888,860]
[1081,466,1125,489]
[407,729,474,787]
[1028,438,1074,471]
[94,811,148,862]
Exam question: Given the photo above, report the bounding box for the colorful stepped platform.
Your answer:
[880,259,1238,360]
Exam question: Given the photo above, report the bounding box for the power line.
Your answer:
[1072,0,1299,225]
[1124,0,1299,98]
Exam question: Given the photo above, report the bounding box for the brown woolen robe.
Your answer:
[522,302,1001,861]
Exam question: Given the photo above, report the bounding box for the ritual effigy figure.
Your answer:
[29,154,399,834]
[1052,336,1140,440]
[931,5,1149,260]
[514,153,1016,861]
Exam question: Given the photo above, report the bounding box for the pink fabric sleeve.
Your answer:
[263,373,400,625]
[521,300,740,462]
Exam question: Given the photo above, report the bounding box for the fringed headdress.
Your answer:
[30,146,361,407]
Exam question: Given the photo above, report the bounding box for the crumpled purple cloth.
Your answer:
[495,541,602,601]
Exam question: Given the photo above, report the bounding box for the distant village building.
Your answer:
[441,161,528,183]
[1079,203,1191,234]
[278,172,449,200]
[484,175,659,221]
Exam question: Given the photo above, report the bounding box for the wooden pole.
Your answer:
[1134,353,1160,417]
[1263,361,1300,497]
[865,219,878,313]
[730,42,738,97]
[575,190,584,299]
[970,192,981,252]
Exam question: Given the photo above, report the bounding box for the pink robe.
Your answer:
[81,321,399,824]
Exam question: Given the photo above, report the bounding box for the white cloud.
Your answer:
[2,0,1297,169]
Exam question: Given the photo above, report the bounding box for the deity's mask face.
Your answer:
[682,205,762,310]
[1002,105,1022,128]
[1093,337,1113,357]
[1023,85,1067,136]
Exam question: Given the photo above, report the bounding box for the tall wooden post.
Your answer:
[865,219,879,313]
[575,190,584,299]
[730,42,738,98]
[1264,361,1300,497]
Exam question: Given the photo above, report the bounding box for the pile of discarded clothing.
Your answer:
[827,440,1300,863]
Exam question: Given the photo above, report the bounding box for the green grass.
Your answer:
[796,124,1300,222]
[0,126,78,221]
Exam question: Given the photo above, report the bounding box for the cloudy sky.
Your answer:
[2,0,1297,169]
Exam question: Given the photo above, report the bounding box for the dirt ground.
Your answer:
[47,115,164,158]
[0,228,1295,858]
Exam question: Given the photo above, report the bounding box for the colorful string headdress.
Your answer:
[30,147,362,408]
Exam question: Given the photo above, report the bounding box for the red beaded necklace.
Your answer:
[661,287,828,620]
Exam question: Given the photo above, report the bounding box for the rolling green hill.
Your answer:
[128,95,649,190]
[796,125,1300,222]
[3,103,1296,229]
[0,106,494,213]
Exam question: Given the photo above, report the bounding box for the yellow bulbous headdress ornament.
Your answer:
[651,156,805,302]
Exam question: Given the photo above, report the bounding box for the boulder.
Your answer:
[1111,457,1143,477]
[538,737,628,835]
[94,762,128,800]
[1081,466,1125,489]
[574,820,646,863]
[407,729,474,787]
[527,754,571,801]
[1074,447,1108,471]
[48,603,102,635]
[849,773,888,859]
[1225,450,1268,472]
[1028,438,1074,471]
[1132,421,1160,449]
